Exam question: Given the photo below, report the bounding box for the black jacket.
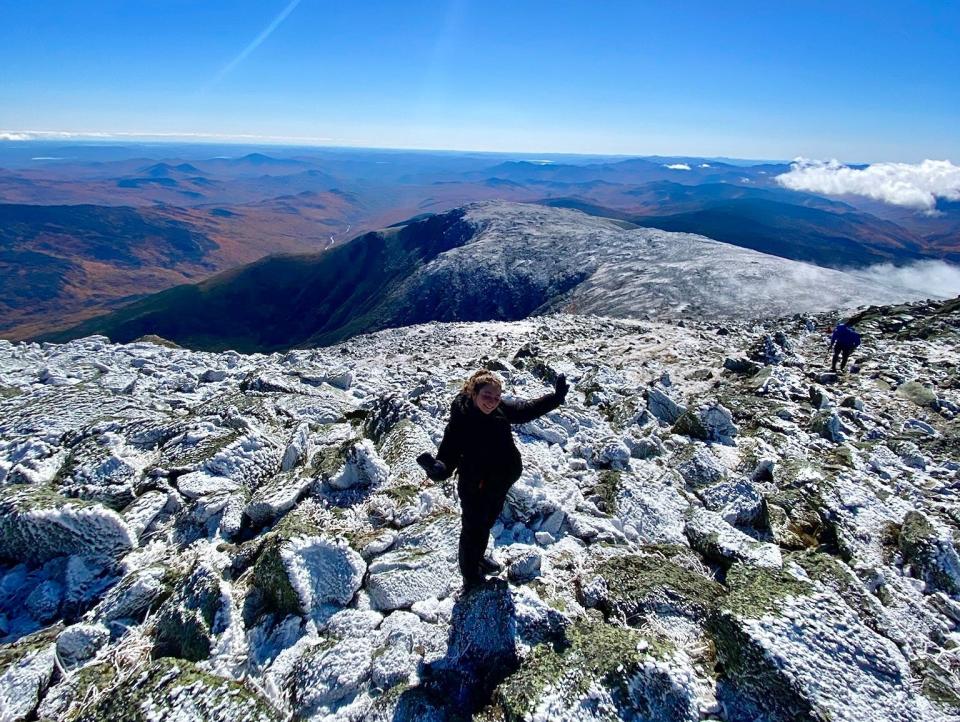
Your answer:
[435,390,563,489]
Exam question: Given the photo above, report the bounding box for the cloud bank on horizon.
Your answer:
[776,158,960,212]
[850,260,960,300]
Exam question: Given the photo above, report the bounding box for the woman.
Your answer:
[417,370,569,588]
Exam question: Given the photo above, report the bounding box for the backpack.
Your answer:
[836,324,861,349]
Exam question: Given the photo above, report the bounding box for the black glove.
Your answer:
[554,373,569,402]
[416,452,447,481]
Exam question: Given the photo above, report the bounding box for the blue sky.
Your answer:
[1,0,957,162]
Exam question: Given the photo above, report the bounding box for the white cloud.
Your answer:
[849,260,960,299]
[665,163,691,170]
[776,158,960,211]
[0,129,333,145]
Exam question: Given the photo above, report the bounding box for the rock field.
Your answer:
[1,296,959,721]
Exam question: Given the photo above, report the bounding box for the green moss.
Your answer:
[160,427,240,470]
[251,539,302,616]
[827,445,857,469]
[592,553,724,622]
[0,385,21,399]
[494,620,674,721]
[151,566,222,662]
[3,483,88,514]
[73,657,281,722]
[590,471,622,514]
[383,483,421,506]
[58,662,121,721]
[378,420,420,466]
[309,438,356,478]
[916,657,960,712]
[672,409,708,441]
[721,564,813,619]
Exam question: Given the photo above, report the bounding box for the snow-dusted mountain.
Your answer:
[2,296,959,720]
[49,202,927,352]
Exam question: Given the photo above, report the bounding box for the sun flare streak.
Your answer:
[210,0,303,86]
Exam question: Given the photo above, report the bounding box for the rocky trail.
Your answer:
[1,296,959,721]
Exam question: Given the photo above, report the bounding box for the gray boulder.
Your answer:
[899,511,960,597]
[0,634,56,722]
[56,623,110,667]
[698,478,764,527]
[673,403,738,445]
[685,508,781,568]
[713,563,933,722]
[648,385,687,425]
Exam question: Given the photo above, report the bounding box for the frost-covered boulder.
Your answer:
[0,633,56,722]
[94,565,168,622]
[254,527,365,616]
[764,490,826,550]
[676,448,726,487]
[56,623,109,667]
[377,419,435,485]
[292,636,374,717]
[507,547,542,583]
[616,467,689,545]
[493,619,699,722]
[648,385,687,425]
[328,439,390,490]
[370,610,434,690]
[281,422,312,471]
[245,470,314,527]
[55,431,152,509]
[280,536,366,609]
[580,550,723,622]
[713,563,934,722]
[673,403,738,445]
[897,380,938,409]
[811,410,846,442]
[899,511,960,597]
[0,485,135,564]
[26,579,63,623]
[366,514,460,612]
[121,489,170,540]
[685,508,781,568]
[73,657,282,722]
[152,563,225,662]
[698,478,764,526]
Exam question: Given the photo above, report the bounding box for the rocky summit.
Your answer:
[1,296,959,721]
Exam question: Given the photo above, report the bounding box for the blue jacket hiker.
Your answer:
[828,322,861,372]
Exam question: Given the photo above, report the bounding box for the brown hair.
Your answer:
[461,369,503,398]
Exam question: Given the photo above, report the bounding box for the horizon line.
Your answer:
[0,128,794,164]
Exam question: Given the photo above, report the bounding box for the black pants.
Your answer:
[832,345,853,371]
[457,474,515,581]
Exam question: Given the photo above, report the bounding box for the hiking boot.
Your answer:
[479,555,502,574]
[462,574,487,591]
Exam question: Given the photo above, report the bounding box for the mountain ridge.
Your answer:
[45,201,933,352]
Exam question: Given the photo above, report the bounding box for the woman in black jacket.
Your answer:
[418,369,568,588]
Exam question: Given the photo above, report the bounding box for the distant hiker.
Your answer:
[417,370,569,589]
[828,320,861,372]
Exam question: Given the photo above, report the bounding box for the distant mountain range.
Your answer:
[2,148,958,341]
[46,202,924,352]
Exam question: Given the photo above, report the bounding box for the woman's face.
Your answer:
[473,383,502,414]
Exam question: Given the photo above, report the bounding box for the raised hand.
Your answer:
[554,373,569,401]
